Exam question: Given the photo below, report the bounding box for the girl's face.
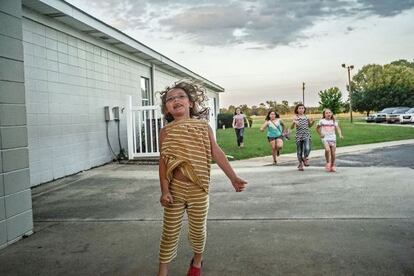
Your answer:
[269,112,276,120]
[324,109,333,119]
[297,106,305,115]
[165,88,191,119]
[236,108,241,115]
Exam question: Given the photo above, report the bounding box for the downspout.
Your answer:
[150,64,155,105]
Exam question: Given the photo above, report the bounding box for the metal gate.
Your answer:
[126,96,164,159]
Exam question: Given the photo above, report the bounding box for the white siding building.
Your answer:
[0,0,224,249]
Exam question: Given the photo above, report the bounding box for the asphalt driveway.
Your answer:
[0,141,413,276]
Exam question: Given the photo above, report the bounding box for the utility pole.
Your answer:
[302,82,305,105]
[342,63,354,123]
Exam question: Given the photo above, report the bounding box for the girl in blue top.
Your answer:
[260,110,285,165]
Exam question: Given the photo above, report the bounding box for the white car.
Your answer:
[365,113,377,123]
[375,107,398,123]
[387,107,411,123]
[399,108,414,124]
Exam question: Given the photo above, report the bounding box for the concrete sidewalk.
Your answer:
[225,139,414,168]
[0,140,413,275]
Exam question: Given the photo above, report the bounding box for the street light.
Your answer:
[302,82,305,105]
[342,63,354,123]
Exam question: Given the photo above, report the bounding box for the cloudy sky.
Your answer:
[67,0,414,107]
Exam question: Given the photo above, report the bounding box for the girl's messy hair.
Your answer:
[159,80,209,122]
[234,107,243,115]
[322,108,335,121]
[294,103,306,114]
[265,110,280,121]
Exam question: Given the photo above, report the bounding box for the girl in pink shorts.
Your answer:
[316,109,344,172]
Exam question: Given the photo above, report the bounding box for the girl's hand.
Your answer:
[340,134,344,139]
[231,176,247,192]
[160,192,173,207]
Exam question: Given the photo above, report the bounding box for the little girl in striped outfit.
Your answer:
[157,80,247,276]
[291,103,315,171]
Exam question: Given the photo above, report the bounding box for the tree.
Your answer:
[318,87,343,114]
[390,59,414,69]
[352,61,414,114]
[265,100,277,110]
[352,64,384,115]
[227,105,236,114]
[239,104,251,116]
[381,64,414,108]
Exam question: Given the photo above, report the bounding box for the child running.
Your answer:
[290,103,315,171]
[316,108,344,172]
[157,80,247,276]
[232,107,250,148]
[260,110,285,165]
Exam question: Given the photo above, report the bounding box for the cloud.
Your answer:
[358,0,414,16]
[69,0,414,48]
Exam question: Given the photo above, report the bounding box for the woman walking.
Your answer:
[232,107,250,148]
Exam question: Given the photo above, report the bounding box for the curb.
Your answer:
[221,139,414,168]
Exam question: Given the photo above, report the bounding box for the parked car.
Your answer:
[375,107,398,123]
[387,107,411,123]
[399,108,414,124]
[365,114,377,123]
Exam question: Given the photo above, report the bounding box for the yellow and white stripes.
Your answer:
[159,118,212,263]
[159,178,209,263]
[161,118,212,192]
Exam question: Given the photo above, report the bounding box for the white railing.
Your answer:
[126,96,164,159]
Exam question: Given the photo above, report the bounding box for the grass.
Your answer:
[216,115,414,160]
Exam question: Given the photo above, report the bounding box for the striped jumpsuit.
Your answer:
[159,118,212,263]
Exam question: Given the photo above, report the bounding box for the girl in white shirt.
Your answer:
[316,109,344,172]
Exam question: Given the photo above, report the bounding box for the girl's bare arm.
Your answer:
[280,120,286,132]
[336,125,344,138]
[260,121,268,132]
[316,125,322,137]
[159,128,173,206]
[208,126,247,192]
[308,117,315,127]
[244,116,250,128]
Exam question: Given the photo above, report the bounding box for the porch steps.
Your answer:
[119,157,159,165]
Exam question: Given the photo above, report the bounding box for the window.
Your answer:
[141,77,152,106]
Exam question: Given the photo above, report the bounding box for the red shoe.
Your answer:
[187,259,202,276]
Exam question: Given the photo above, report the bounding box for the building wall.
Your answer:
[153,68,180,99]
[22,11,151,186]
[22,7,221,187]
[0,0,33,249]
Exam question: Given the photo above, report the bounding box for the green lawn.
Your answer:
[216,117,414,160]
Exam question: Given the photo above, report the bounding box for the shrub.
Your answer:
[217,113,233,129]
